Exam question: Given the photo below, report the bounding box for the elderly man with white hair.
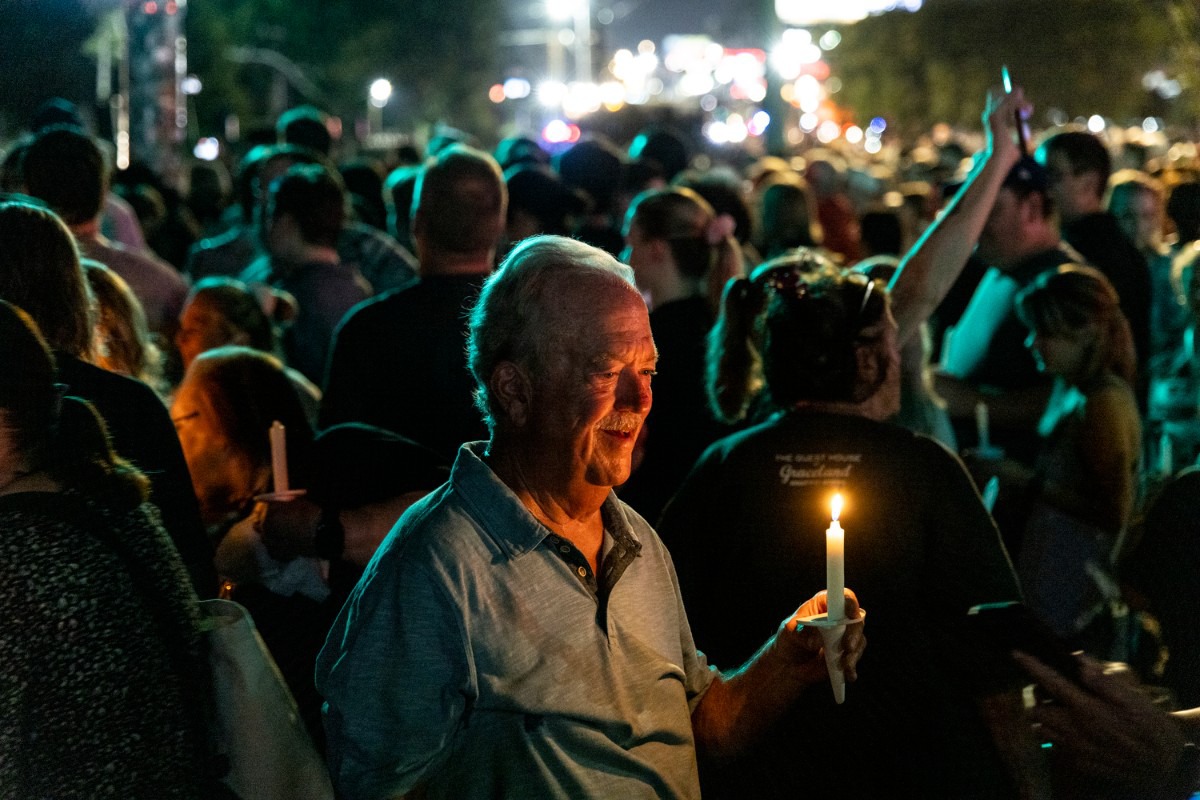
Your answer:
[316,235,864,800]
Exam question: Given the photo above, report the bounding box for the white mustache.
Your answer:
[598,414,641,433]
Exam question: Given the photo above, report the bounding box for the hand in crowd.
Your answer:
[257,494,322,561]
[983,84,1031,167]
[1014,651,1190,789]
[780,589,866,685]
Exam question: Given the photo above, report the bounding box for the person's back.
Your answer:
[616,187,740,521]
[0,305,208,797]
[320,145,505,459]
[0,490,206,798]
[0,200,215,596]
[556,137,626,256]
[78,234,190,335]
[320,277,487,460]
[660,413,1021,798]
[658,259,1022,798]
[193,142,417,293]
[25,97,149,254]
[1060,213,1150,365]
[56,355,217,592]
[185,145,274,281]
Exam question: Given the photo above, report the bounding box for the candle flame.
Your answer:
[831,493,843,522]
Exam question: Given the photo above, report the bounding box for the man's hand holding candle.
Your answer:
[780,589,866,687]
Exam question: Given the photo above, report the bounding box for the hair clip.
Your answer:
[705,213,736,245]
[760,267,810,301]
[858,277,875,316]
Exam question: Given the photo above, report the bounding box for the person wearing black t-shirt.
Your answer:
[659,254,1028,799]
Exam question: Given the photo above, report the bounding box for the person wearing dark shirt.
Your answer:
[320,145,504,460]
[257,163,371,383]
[0,199,216,596]
[659,255,1028,798]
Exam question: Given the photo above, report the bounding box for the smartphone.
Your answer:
[967,601,1084,687]
[1001,65,1031,155]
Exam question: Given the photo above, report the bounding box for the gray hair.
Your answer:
[467,234,636,433]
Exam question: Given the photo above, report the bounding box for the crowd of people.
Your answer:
[2,84,1200,798]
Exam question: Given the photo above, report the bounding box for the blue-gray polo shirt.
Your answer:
[317,442,716,800]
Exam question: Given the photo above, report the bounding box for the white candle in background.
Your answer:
[269,420,288,494]
[826,493,846,623]
[975,401,991,451]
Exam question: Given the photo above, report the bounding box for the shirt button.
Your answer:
[577,566,587,578]
[559,545,571,554]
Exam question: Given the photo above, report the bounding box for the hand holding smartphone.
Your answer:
[967,601,1085,688]
[1001,65,1031,155]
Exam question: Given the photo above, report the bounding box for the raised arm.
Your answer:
[889,88,1030,348]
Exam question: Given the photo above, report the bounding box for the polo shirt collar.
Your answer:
[450,442,642,560]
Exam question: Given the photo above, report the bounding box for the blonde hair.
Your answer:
[626,186,743,312]
[83,260,164,392]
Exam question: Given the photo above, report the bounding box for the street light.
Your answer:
[368,78,392,135]
[545,0,576,21]
[543,0,591,82]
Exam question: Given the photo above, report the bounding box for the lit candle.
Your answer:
[826,493,845,623]
[975,401,991,452]
[269,420,289,494]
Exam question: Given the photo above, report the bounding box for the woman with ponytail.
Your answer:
[0,300,210,797]
[617,186,742,522]
[657,250,1031,798]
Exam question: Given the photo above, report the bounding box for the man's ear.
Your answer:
[648,237,670,264]
[1083,171,1105,203]
[491,361,532,427]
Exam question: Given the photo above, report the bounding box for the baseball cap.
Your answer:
[308,423,450,510]
[1002,156,1049,194]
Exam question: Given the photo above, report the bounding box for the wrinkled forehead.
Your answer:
[543,268,639,315]
[538,273,649,347]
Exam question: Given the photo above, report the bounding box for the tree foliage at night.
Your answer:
[0,0,101,134]
[831,0,1189,134]
[186,0,502,139]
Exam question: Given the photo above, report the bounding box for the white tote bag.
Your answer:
[201,599,335,800]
